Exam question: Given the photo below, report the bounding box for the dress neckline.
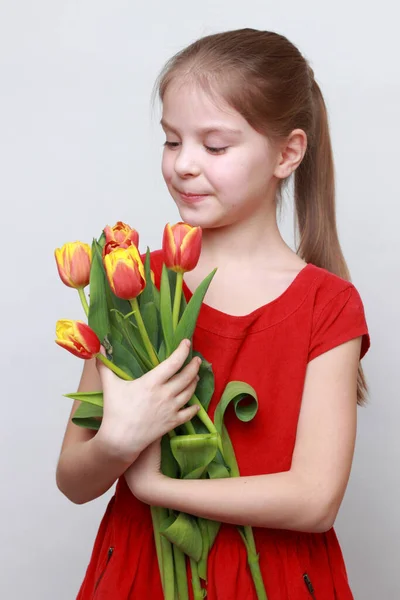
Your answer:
[181,262,320,337]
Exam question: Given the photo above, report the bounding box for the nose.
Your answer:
[173,144,201,178]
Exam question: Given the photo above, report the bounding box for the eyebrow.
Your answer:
[160,119,242,136]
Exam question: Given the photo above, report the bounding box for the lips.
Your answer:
[180,191,207,196]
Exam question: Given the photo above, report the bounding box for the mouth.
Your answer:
[178,191,210,203]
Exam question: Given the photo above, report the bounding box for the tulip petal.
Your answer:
[180,226,202,272]
[54,242,91,289]
[103,245,146,300]
[55,319,100,359]
[162,222,202,273]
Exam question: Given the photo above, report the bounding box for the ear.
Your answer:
[273,129,308,179]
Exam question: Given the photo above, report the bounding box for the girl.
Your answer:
[56,28,370,599]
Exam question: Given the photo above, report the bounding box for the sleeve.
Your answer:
[308,284,370,363]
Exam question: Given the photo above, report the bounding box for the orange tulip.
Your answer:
[103,244,146,300]
[55,242,91,289]
[55,320,100,359]
[104,221,139,248]
[162,222,202,273]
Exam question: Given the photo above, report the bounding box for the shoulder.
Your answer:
[307,264,366,317]
[306,264,370,362]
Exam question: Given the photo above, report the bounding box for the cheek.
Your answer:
[161,153,173,183]
[210,158,247,194]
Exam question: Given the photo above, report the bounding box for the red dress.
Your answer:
[76,249,370,600]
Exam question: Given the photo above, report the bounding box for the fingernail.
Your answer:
[184,339,191,347]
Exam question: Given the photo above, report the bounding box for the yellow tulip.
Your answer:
[55,320,100,359]
[55,242,91,289]
[103,244,146,300]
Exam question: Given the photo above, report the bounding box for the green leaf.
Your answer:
[71,402,103,430]
[139,248,153,305]
[170,434,219,479]
[111,338,144,378]
[157,339,166,362]
[141,301,158,349]
[213,381,259,478]
[160,264,174,356]
[161,434,179,479]
[192,351,215,411]
[111,309,153,371]
[214,381,259,433]
[207,461,230,479]
[88,239,110,343]
[172,269,217,351]
[97,230,106,247]
[64,391,103,407]
[160,512,203,562]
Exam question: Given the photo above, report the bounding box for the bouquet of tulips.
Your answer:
[55,221,267,600]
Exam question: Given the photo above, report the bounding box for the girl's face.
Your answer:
[161,80,280,229]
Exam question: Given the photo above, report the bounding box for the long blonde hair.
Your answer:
[153,28,368,405]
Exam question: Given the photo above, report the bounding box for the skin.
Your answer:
[124,80,362,533]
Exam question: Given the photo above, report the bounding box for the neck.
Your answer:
[199,207,293,270]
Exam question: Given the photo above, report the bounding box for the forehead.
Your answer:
[161,80,247,134]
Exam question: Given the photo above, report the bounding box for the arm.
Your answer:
[56,341,201,505]
[55,359,139,505]
[128,337,361,533]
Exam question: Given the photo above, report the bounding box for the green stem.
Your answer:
[173,272,183,331]
[150,506,165,591]
[172,543,189,600]
[243,525,268,600]
[94,353,133,380]
[160,526,176,599]
[189,557,204,600]
[221,425,268,599]
[184,420,197,435]
[130,297,159,367]
[188,393,224,455]
[78,287,89,317]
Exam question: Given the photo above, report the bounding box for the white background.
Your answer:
[0,1,398,598]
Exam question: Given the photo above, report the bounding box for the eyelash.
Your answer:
[163,141,228,155]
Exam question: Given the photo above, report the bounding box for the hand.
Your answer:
[124,438,164,503]
[95,339,201,462]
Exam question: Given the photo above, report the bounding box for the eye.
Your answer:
[163,141,228,154]
[163,141,180,149]
[205,146,228,154]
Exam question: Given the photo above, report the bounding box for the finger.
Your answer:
[174,376,199,408]
[95,346,116,386]
[167,356,201,395]
[175,403,201,427]
[152,339,192,383]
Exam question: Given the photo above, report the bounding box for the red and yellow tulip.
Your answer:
[55,320,100,359]
[103,244,146,300]
[162,222,202,274]
[54,242,91,289]
[104,221,139,248]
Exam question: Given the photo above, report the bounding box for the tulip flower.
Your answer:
[162,222,202,274]
[55,319,132,379]
[55,319,100,359]
[163,222,202,330]
[55,242,91,289]
[103,244,146,301]
[104,220,139,248]
[54,242,92,316]
[103,245,158,366]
